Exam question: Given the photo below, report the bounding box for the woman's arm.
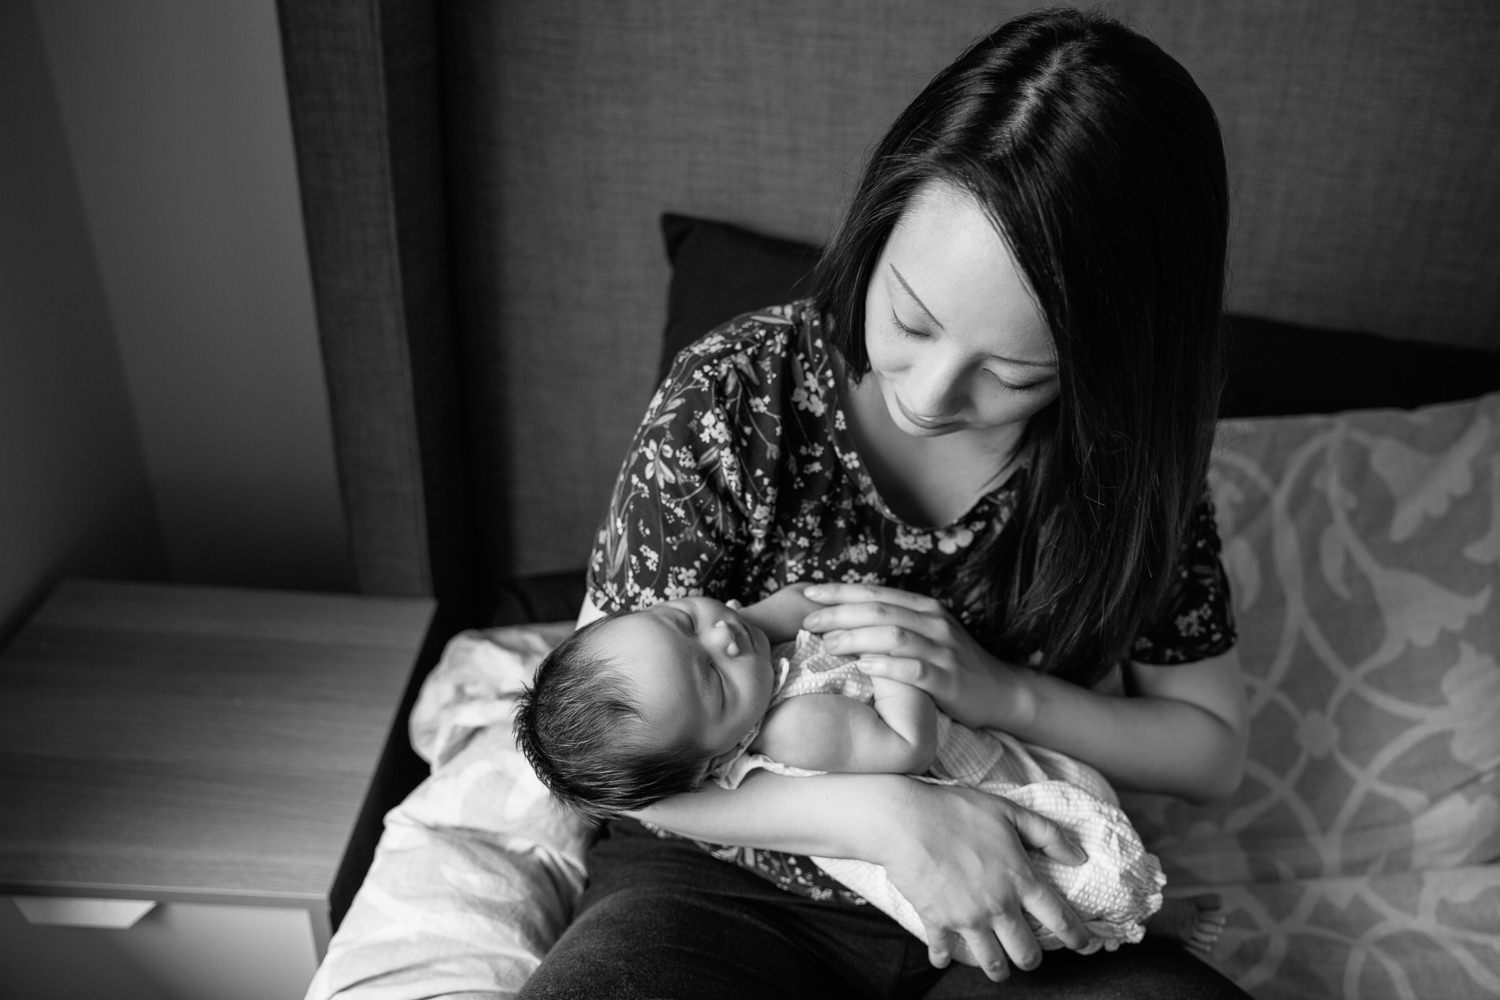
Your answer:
[800,583,1249,804]
[995,650,1247,803]
[754,681,938,774]
[629,768,1093,973]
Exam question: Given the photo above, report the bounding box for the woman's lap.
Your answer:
[918,941,1250,1000]
[520,821,923,1000]
[520,820,1249,1000]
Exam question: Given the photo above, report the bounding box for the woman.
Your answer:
[522,8,1250,998]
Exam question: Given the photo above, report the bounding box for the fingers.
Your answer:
[989,910,1041,977]
[1009,803,1089,867]
[804,599,935,640]
[965,934,1012,983]
[923,924,954,969]
[851,655,930,686]
[1017,884,1092,953]
[926,924,1015,983]
[799,587,965,671]
[926,919,1039,984]
[825,624,934,662]
[1001,808,1093,952]
[803,583,943,614]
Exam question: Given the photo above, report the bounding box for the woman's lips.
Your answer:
[896,397,958,430]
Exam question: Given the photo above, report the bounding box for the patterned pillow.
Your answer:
[1123,391,1500,998]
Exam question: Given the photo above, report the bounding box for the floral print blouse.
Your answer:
[586,301,1236,903]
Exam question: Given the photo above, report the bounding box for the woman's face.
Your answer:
[862,180,1059,441]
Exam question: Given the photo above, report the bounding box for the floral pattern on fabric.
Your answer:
[587,301,1236,902]
[1133,494,1238,663]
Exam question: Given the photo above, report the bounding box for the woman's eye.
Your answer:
[891,313,929,340]
[985,370,1045,392]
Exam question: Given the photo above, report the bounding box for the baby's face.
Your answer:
[597,596,776,760]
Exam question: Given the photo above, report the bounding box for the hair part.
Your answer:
[514,615,712,824]
[812,8,1229,683]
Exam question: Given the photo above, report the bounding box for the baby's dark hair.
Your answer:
[514,613,711,823]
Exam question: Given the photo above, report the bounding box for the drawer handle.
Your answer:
[10,896,157,929]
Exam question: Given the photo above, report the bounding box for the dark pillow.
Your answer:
[659,212,1500,416]
[658,213,822,384]
[1219,314,1500,417]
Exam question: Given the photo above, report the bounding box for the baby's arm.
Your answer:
[737,584,821,644]
[754,679,938,775]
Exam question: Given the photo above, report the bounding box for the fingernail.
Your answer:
[803,613,825,629]
[804,585,825,598]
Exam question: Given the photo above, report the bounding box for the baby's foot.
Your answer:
[1145,893,1226,958]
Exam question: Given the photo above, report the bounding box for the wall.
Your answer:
[1,0,350,644]
[451,0,1500,580]
[0,0,164,641]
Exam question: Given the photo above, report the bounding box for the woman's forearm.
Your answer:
[999,655,1247,803]
[631,770,914,858]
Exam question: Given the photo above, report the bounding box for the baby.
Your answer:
[514,587,1222,956]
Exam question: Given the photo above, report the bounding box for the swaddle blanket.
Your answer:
[715,631,1166,954]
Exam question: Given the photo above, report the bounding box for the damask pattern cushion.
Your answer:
[1124,391,1500,998]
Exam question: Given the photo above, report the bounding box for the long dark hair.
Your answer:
[813,8,1229,683]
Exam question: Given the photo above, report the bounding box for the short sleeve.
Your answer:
[1130,489,1238,665]
[585,338,770,613]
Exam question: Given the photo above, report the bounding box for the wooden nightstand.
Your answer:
[0,580,436,1000]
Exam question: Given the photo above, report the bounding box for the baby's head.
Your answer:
[514,596,777,822]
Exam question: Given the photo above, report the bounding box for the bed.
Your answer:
[274,3,1500,997]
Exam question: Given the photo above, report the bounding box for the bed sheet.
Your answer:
[307,625,588,1000]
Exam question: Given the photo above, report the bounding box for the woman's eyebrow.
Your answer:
[890,263,1058,370]
[890,265,945,330]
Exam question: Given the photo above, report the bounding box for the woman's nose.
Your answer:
[906,357,966,416]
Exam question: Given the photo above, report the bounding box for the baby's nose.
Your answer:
[713,618,741,657]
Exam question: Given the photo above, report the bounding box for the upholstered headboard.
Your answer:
[278,1,1500,621]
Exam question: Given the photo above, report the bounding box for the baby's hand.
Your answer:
[740,583,824,643]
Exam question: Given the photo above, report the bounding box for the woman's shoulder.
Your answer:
[1130,482,1237,665]
[662,300,827,389]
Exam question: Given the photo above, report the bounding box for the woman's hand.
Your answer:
[636,765,1092,981]
[802,583,1027,729]
[879,780,1093,981]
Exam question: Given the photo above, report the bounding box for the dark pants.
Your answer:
[520,820,1251,1000]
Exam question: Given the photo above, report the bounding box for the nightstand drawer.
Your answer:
[1,895,318,1000]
